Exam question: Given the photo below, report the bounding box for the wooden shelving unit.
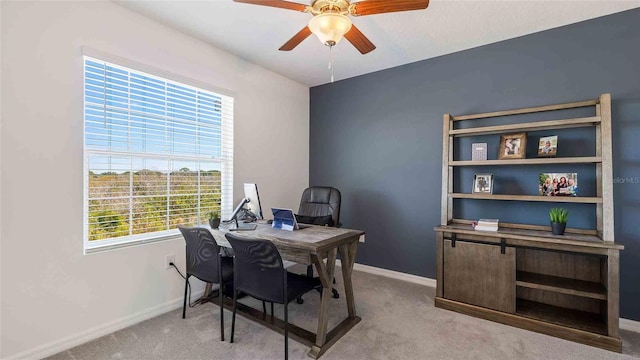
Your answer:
[434,94,624,352]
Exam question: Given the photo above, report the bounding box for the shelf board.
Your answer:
[450,218,597,236]
[449,193,602,203]
[434,224,624,250]
[516,271,607,300]
[516,299,607,335]
[449,116,601,137]
[450,157,602,166]
[451,99,599,121]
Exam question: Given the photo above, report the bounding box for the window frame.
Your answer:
[82,53,234,254]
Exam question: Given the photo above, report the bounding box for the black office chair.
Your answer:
[226,233,320,360]
[178,226,234,341]
[296,186,341,301]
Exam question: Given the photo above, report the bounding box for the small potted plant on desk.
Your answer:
[208,210,221,229]
[549,207,568,235]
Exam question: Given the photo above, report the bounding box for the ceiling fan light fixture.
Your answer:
[308,13,352,46]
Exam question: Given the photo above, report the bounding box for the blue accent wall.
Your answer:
[310,9,640,320]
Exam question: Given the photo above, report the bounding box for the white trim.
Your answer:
[336,259,437,288]
[84,233,183,255]
[621,318,640,333]
[3,289,205,360]
[341,261,640,334]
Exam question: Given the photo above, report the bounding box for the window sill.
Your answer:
[84,233,183,255]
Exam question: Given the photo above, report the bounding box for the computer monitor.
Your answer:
[226,183,263,231]
[243,183,263,220]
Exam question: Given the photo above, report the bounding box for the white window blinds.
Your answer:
[83,56,233,251]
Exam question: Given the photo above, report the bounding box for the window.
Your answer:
[83,56,233,252]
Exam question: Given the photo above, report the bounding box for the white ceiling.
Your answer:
[115,0,640,87]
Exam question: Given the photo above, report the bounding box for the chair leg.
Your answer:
[231,289,237,343]
[284,303,289,360]
[219,283,225,341]
[182,276,189,319]
[262,301,266,318]
[271,302,274,318]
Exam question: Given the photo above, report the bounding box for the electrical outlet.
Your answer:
[165,254,175,270]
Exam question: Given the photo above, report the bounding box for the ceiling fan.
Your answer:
[233,0,431,54]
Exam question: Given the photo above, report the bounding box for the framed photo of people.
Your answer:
[472,173,494,194]
[538,135,558,157]
[539,173,578,197]
[498,133,527,160]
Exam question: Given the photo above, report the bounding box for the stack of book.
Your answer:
[473,219,499,231]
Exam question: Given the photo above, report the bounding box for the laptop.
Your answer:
[271,208,311,231]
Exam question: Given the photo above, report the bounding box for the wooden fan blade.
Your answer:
[233,0,307,12]
[279,27,312,51]
[350,0,430,16]
[344,25,376,54]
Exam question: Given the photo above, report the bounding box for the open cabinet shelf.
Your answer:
[516,299,607,335]
[516,271,607,300]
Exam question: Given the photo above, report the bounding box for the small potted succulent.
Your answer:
[208,210,221,229]
[549,208,568,235]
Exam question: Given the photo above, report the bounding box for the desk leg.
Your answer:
[310,248,337,354]
[340,241,358,317]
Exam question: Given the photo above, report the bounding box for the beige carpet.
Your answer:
[47,267,640,360]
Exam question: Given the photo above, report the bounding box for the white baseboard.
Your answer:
[4,289,205,360]
[341,260,640,334]
[621,318,640,333]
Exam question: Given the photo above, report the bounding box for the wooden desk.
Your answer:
[208,223,364,359]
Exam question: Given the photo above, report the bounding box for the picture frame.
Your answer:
[538,135,558,157]
[498,132,527,160]
[539,173,578,197]
[472,173,494,194]
[472,143,488,161]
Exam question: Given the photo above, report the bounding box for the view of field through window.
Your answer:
[84,57,232,243]
[87,160,221,241]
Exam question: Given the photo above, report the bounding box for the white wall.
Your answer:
[0,1,309,358]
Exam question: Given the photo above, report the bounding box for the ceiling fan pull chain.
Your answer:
[329,45,334,83]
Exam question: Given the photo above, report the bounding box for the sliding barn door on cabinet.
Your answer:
[443,240,515,313]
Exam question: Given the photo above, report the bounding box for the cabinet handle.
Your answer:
[451,233,456,248]
[500,238,506,254]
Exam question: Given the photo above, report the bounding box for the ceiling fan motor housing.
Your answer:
[310,0,351,15]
